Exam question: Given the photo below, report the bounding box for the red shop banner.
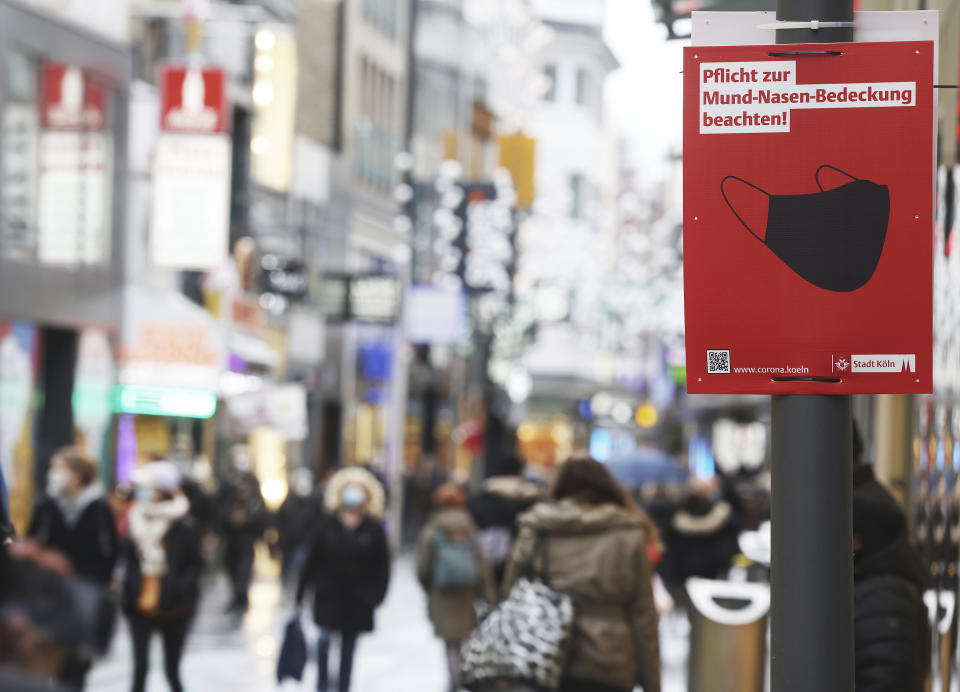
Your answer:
[158,64,229,134]
[683,41,934,395]
[41,63,107,131]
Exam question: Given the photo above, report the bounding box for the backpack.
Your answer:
[432,527,480,591]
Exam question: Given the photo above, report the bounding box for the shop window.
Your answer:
[575,66,590,106]
[543,64,557,102]
[1,52,114,266]
[569,172,584,219]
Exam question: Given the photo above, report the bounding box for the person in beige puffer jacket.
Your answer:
[503,455,661,692]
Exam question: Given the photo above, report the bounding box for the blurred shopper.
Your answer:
[851,424,928,692]
[122,463,202,692]
[467,455,542,588]
[29,447,119,584]
[28,447,118,691]
[416,483,494,692]
[216,445,266,615]
[108,484,134,540]
[0,540,108,692]
[503,455,660,692]
[298,469,390,692]
[0,466,13,543]
[275,468,322,591]
[659,477,740,591]
[166,437,217,535]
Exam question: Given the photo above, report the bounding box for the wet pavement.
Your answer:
[88,554,688,691]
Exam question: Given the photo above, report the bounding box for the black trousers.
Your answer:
[128,612,190,692]
[225,534,255,610]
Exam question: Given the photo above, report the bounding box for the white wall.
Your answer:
[530,35,612,222]
[532,0,605,27]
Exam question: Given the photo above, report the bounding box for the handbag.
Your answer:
[276,615,307,683]
[461,533,574,692]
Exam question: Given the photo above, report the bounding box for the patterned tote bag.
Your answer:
[460,533,575,692]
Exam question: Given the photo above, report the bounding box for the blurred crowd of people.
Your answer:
[0,424,933,692]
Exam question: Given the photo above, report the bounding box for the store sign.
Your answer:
[2,103,38,260]
[113,385,217,419]
[224,383,307,439]
[159,65,229,134]
[151,64,231,271]
[118,288,223,392]
[150,134,231,269]
[259,255,310,298]
[41,64,105,131]
[683,41,934,394]
[37,63,112,265]
[323,274,401,324]
[405,284,466,344]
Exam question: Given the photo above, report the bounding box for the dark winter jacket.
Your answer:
[468,476,542,535]
[121,511,203,620]
[181,477,215,532]
[217,472,267,537]
[28,489,118,585]
[297,513,390,633]
[659,494,739,586]
[852,464,928,692]
[467,476,542,581]
[275,492,322,556]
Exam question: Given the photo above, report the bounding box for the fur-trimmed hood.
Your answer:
[324,467,386,518]
[518,498,647,535]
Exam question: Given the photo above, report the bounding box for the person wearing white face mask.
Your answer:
[121,462,202,692]
[27,446,118,690]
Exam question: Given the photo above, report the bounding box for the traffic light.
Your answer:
[652,0,776,39]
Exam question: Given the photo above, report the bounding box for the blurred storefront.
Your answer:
[0,0,131,529]
[909,163,960,688]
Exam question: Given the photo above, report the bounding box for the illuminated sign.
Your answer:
[323,274,401,324]
[112,385,217,419]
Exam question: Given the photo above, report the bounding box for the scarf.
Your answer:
[55,484,104,528]
[129,495,189,576]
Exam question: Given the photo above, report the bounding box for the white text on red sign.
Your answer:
[699,61,916,134]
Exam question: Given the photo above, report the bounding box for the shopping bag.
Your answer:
[276,616,307,683]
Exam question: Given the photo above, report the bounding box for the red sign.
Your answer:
[159,64,229,134]
[683,41,934,394]
[41,63,106,130]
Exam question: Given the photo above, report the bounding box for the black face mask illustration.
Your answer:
[720,165,890,292]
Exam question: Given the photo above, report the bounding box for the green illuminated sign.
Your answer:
[112,386,217,419]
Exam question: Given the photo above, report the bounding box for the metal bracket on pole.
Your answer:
[758,20,855,30]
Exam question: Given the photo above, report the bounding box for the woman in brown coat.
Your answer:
[416,483,494,692]
[503,455,661,692]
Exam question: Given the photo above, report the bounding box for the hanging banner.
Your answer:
[151,64,231,270]
[37,63,112,266]
[683,41,934,394]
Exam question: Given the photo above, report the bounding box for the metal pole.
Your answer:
[770,2,854,691]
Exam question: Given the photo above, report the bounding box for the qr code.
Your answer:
[707,349,731,374]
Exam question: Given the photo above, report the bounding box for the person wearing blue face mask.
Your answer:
[296,469,390,692]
